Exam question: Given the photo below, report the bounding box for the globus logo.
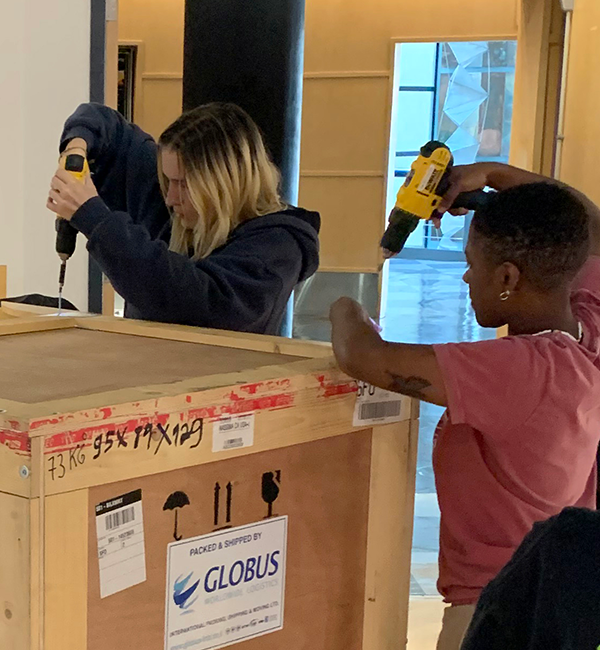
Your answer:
[204,551,280,593]
[173,572,201,613]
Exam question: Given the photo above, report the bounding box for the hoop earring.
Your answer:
[500,290,510,301]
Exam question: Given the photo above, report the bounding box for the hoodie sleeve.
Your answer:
[60,103,169,240]
[71,197,306,333]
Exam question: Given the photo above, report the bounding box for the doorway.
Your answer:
[383,38,517,599]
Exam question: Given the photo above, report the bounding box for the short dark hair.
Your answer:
[472,182,590,291]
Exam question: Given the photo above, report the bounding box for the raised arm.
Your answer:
[329,298,447,406]
[60,103,169,239]
[440,162,600,257]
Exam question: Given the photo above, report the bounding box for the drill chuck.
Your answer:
[56,218,78,261]
[58,261,67,288]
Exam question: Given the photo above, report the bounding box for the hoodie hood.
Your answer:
[228,206,321,282]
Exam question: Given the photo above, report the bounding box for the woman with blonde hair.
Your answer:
[47,102,320,334]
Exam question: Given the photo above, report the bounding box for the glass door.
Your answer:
[387,40,517,260]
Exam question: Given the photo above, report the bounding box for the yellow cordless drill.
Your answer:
[381,141,490,258]
[55,153,89,313]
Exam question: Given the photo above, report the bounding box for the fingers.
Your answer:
[437,182,462,214]
[46,196,60,214]
[438,164,489,213]
[54,168,75,183]
[50,176,64,191]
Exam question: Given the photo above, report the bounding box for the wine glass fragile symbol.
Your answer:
[262,471,281,518]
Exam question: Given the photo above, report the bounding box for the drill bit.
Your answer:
[57,260,67,315]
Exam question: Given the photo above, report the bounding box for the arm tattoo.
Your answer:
[387,374,431,400]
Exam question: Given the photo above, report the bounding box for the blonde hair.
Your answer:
[158,103,285,259]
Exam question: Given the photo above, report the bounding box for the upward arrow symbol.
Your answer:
[226,482,232,523]
[214,482,220,527]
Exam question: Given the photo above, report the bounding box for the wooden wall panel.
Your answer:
[509,0,557,171]
[560,0,600,202]
[119,0,184,139]
[301,77,390,173]
[303,0,519,72]
[119,0,184,71]
[300,177,385,272]
[539,2,565,177]
[140,79,183,141]
[302,0,519,272]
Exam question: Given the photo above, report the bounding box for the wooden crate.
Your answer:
[0,315,418,650]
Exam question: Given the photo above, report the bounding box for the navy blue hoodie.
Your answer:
[61,103,320,335]
[462,507,600,650]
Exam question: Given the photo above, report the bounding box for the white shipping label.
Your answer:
[95,489,147,598]
[165,516,287,650]
[212,414,255,452]
[353,381,410,426]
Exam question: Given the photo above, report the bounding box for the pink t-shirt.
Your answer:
[432,256,600,605]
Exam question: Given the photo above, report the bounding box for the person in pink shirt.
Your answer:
[330,163,600,650]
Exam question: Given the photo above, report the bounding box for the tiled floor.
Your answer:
[407,597,447,650]
[383,258,495,597]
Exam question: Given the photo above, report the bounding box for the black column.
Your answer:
[183,0,305,205]
[88,0,106,314]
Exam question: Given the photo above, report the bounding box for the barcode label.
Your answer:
[223,437,244,450]
[105,506,135,531]
[359,401,402,421]
[353,381,409,426]
[213,414,255,452]
[95,490,146,598]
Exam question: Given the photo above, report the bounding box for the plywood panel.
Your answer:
[301,77,390,173]
[300,177,384,272]
[0,492,30,650]
[303,0,518,72]
[363,421,418,649]
[0,266,7,300]
[0,329,299,403]
[29,499,40,650]
[45,490,88,650]
[87,431,372,650]
[0,435,29,498]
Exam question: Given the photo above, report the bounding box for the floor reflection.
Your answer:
[384,258,495,595]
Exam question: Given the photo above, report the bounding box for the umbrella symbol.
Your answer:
[163,491,190,541]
